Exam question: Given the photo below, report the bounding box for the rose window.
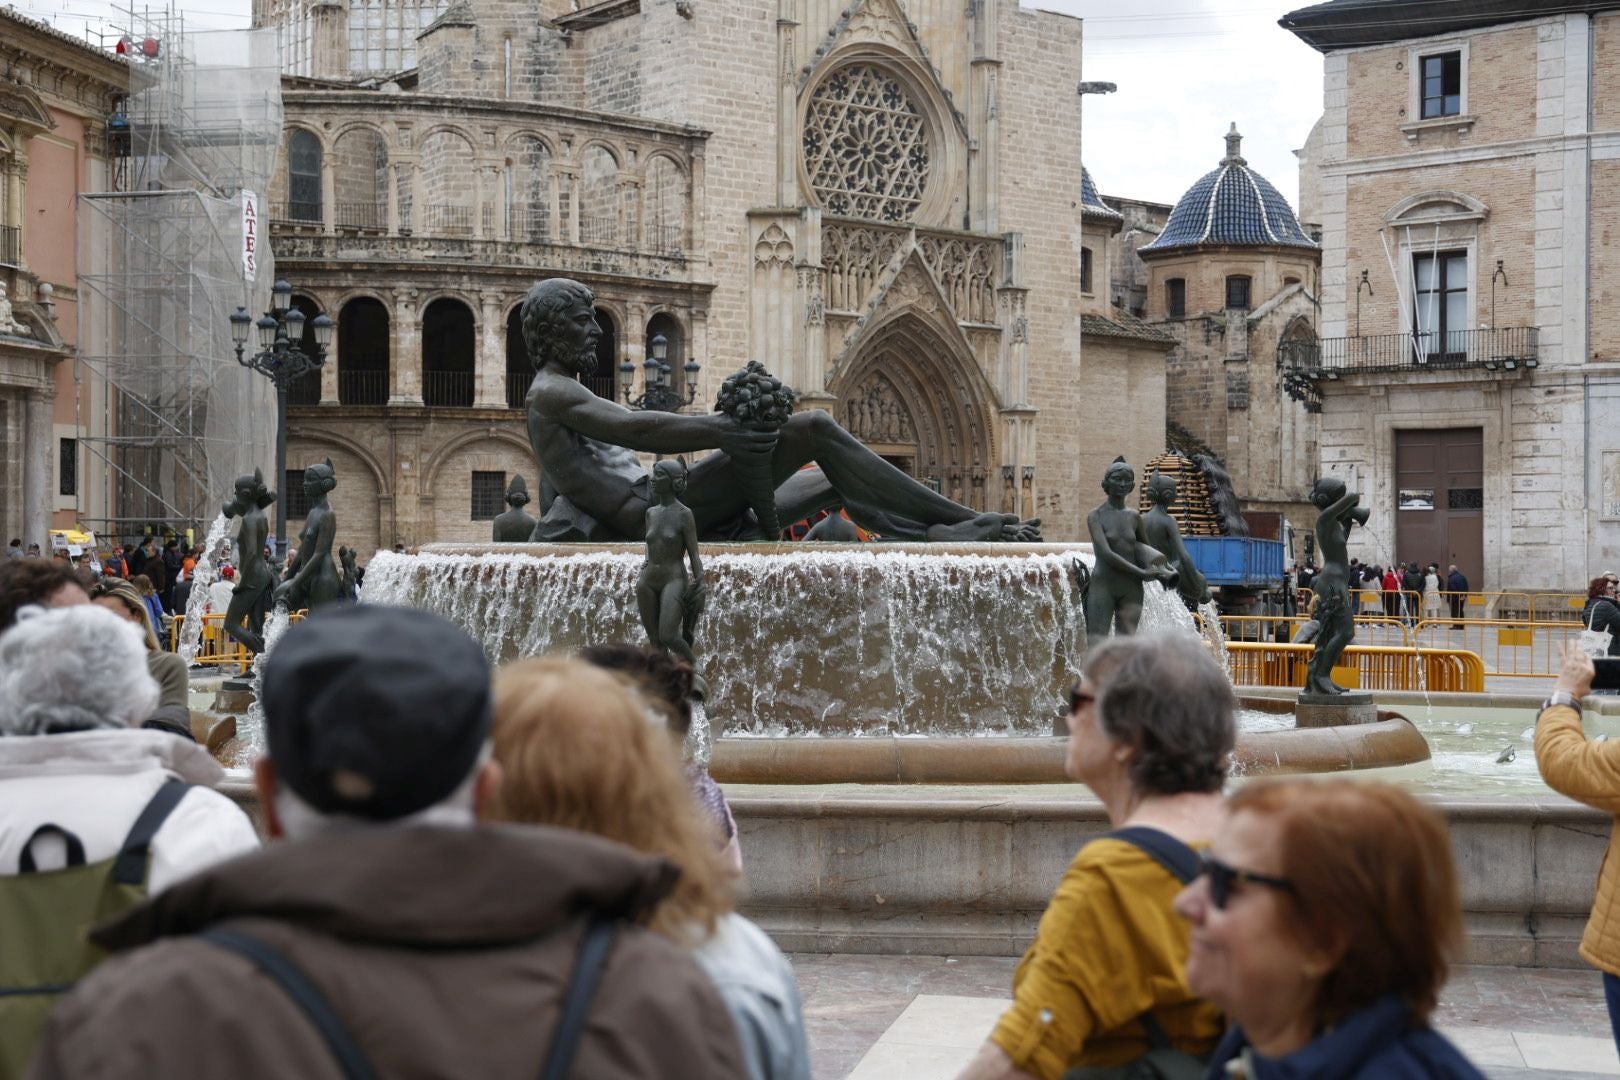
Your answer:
[803,65,931,223]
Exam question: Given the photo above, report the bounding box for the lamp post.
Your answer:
[228,278,334,553]
[618,333,700,412]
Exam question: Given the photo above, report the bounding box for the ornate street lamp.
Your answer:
[228,279,335,552]
[619,333,700,412]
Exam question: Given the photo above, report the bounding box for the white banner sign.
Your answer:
[241,190,259,281]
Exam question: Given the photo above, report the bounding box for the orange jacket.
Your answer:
[1535,702,1620,973]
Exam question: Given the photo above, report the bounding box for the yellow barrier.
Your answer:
[1211,614,1414,648]
[169,611,306,667]
[1413,618,1578,680]
[1226,642,1486,693]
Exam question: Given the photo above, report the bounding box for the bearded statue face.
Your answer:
[521,279,601,376]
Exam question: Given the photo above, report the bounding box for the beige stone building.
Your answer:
[1283,0,1620,589]
[0,11,124,550]
[258,0,1121,550]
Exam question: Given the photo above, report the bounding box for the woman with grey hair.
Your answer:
[0,603,260,873]
[0,607,259,1065]
[958,633,1233,1080]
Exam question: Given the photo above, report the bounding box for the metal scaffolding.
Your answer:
[75,7,283,538]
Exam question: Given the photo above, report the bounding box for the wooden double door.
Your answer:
[1394,427,1483,587]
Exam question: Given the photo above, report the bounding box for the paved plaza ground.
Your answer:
[792,953,1620,1080]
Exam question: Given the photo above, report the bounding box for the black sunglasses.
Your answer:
[1198,852,1296,910]
[1065,681,1095,713]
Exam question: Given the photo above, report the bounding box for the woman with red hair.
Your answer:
[1174,779,1482,1077]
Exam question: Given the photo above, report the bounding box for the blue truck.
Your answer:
[1181,534,1294,639]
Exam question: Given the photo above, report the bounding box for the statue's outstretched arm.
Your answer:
[540,384,773,459]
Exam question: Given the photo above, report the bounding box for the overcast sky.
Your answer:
[10,0,1328,211]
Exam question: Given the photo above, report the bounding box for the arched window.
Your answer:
[583,307,617,400]
[645,156,686,254]
[332,127,388,230]
[420,130,476,237]
[580,148,618,247]
[288,296,324,406]
[339,297,390,405]
[422,298,475,407]
[288,129,322,223]
[509,136,552,241]
[506,306,529,409]
[645,312,686,399]
[804,63,932,223]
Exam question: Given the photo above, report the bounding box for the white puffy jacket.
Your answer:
[0,728,260,892]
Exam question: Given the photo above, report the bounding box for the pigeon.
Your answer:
[1495,745,1517,764]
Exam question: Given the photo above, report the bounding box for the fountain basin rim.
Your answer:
[414,541,1094,558]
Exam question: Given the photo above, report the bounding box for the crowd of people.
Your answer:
[2,552,1619,1078]
[1288,558,1471,627]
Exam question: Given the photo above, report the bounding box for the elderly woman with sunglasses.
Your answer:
[956,634,1233,1080]
[1174,779,1481,1079]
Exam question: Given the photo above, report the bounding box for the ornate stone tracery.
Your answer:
[803,64,931,223]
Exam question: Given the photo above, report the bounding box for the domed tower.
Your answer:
[1137,124,1322,536]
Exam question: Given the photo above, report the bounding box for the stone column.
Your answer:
[775,5,798,206]
[389,287,422,405]
[475,292,507,408]
[321,155,336,234]
[395,159,417,234]
[22,387,52,548]
[319,313,340,405]
[386,162,401,234]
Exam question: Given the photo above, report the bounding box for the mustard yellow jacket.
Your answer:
[1535,703,1620,974]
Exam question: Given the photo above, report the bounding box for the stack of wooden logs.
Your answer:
[1138,452,1225,537]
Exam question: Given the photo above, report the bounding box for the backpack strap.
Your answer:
[1103,826,1201,885]
[541,915,620,1080]
[17,824,87,873]
[200,928,377,1080]
[1102,827,1203,1058]
[112,779,190,886]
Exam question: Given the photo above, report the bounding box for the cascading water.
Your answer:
[237,605,292,763]
[361,545,1090,736]
[686,701,712,767]
[177,514,231,666]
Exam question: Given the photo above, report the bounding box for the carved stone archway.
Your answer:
[832,312,996,510]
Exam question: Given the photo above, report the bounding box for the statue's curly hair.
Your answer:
[234,470,278,509]
[519,278,597,372]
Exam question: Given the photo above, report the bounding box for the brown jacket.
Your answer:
[1535,702,1620,974]
[29,824,751,1080]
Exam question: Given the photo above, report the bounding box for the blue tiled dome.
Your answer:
[1141,125,1316,253]
[1081,166,1122,223]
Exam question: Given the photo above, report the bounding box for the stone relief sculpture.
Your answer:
[519,277,1040,543]
[274,459,345,612]
[1085,457,1177,640]
[491,474,537,542]
[1304,475,1369,696]
[0,282,32,337]
[220,469,276,654]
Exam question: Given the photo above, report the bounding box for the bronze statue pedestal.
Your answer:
[1295,691,1376,728]
[213,678,255,713]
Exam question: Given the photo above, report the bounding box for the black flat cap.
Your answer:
[262,605,491,820]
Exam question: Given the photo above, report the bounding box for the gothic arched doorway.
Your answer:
[832,313,996,510]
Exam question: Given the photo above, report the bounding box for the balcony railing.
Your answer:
[508,205,550,243]
[423,204,474,237]
[647,223,682,255]
[339,369,389,406]
[0,224,19,268]
[580,214,617,247]
[507,370,532,409]
[335,202,385,230]
[1279,327,1541,377]
[424,370,475,407]
[272,201,322,225]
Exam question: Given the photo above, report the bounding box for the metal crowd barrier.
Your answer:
[169,611,306,666]
[1225,642,1486,693]
[1412,618,1579,681]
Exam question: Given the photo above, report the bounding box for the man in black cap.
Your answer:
[31,605,750,1080]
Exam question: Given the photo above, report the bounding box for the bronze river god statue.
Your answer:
[274,459,345,612]
[220,469,276,654]
[1304,475,1368,696]
[517,277,1041,543]
[1084,457,1176,639]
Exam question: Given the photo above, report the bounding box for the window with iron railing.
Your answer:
[0,224,19,268]
[424,370,474,407]
[284,471,313,518]
[471,471,506,520]
[339,369,389,406]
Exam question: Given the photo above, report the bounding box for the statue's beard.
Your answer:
[537,335,598,375]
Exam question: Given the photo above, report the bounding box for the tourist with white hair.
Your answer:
[0,604,259,1073]
[31,604,750,1080]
